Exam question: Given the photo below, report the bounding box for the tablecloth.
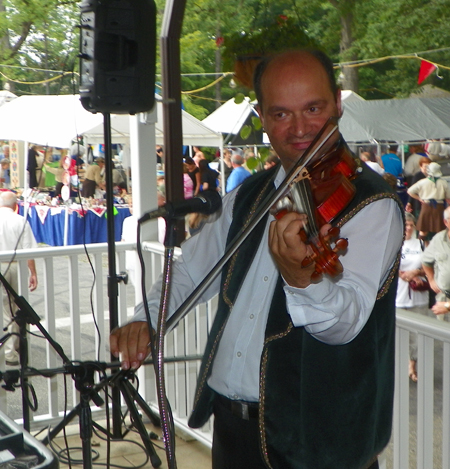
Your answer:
[19,204,131,246]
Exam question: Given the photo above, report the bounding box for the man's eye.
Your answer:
[274,112,286,119]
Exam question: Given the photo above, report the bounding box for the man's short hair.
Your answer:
[0,191,17,208]
[444,207,450,221]
[404,212,416,224]
[253,48,338,110]
[231,154,244,166]
[1,158,9,165]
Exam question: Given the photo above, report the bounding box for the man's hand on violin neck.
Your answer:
[269,212,316,288]
[110,321,151,370]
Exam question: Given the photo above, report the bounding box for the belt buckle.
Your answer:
[231,401,250,420]
[240,403,250,420]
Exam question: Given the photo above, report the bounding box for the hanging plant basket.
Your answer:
[234,55,263,89]
[222,16,318,89]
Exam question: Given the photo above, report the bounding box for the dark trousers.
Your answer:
[212,394,379,469]
[212,395,267,469]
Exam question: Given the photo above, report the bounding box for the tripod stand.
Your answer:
[0,271,162,469]
[41,366,162,469]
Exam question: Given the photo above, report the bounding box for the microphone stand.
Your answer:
[166,118,340,333]
[0,270,163,469]
[139,216,179,469]
[102,112,124,438]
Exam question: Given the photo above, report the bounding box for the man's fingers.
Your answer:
[110,322,150,370]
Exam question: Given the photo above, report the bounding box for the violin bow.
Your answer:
[166,116,340,333]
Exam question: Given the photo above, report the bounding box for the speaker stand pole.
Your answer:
[102,112,122,438]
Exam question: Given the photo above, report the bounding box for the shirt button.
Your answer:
[263,276,269,282]
[250,314,254,319]
[237,352,242,357]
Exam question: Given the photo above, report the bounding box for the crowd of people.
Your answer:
[360,140,450,382]
[0,142,129,202]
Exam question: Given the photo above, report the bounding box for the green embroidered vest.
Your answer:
[188,147,403,469]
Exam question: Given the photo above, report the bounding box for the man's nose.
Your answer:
[290,114,309,137]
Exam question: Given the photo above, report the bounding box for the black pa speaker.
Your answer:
[79,0,156,114]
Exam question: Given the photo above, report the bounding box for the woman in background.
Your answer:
[396,212,431,381]
[407,162,450,240]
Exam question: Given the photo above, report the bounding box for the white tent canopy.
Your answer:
[340,97,450,143]
[202,97,258,136]
[0,94,222,148]
[83,99,223,147]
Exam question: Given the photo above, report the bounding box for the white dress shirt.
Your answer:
[134,167,403,401]
[0,207,37,253]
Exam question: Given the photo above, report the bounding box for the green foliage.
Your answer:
[0,0,79,93]
[0,0,449,108]
[222,15,316,71]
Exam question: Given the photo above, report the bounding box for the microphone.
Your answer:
[139,191,222,223]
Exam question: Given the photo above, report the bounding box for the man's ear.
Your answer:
[256,105,265,128]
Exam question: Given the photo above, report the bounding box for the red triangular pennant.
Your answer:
[418,60,436,85]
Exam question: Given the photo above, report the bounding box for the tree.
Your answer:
[0,0,79,93]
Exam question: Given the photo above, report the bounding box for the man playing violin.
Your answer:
[111,49,404,469]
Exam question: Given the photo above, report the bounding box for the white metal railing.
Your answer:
[0,241,214,446]
[2,243,449,465]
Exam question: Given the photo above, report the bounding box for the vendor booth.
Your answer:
[0,94,222,245]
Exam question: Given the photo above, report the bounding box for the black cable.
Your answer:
[23,381,38,412]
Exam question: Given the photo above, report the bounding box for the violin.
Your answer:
[271,122,361,281]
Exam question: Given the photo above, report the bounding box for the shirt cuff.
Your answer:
[283,280,338,331]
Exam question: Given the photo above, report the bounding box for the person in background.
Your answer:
[110,48,403,469]
[81,157,106,198]
[226,153,251,193]
[112,162,125,185]
[407,162,450,240]
[183,163,194,199]
[70,141,86,167]
[403,143,428,187]
[27,145,39,188]
[1,144,9,161]
[405,157,431,218]
[193,146,205,166]
[0,191,38,366]
[44,157,66,198]
[0,158,11,188]
[360,151,384,176]
[156,146,163,166]
[263,152,280,170]
[198,159,219,192]
[381,144,403,177]
[395,212,430,381]
[185,157,201,196]
[422,207,450,321]
[243,148,257,174]
[214,148,233,187]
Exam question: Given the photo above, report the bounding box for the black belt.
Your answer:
[215,393,259,420]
